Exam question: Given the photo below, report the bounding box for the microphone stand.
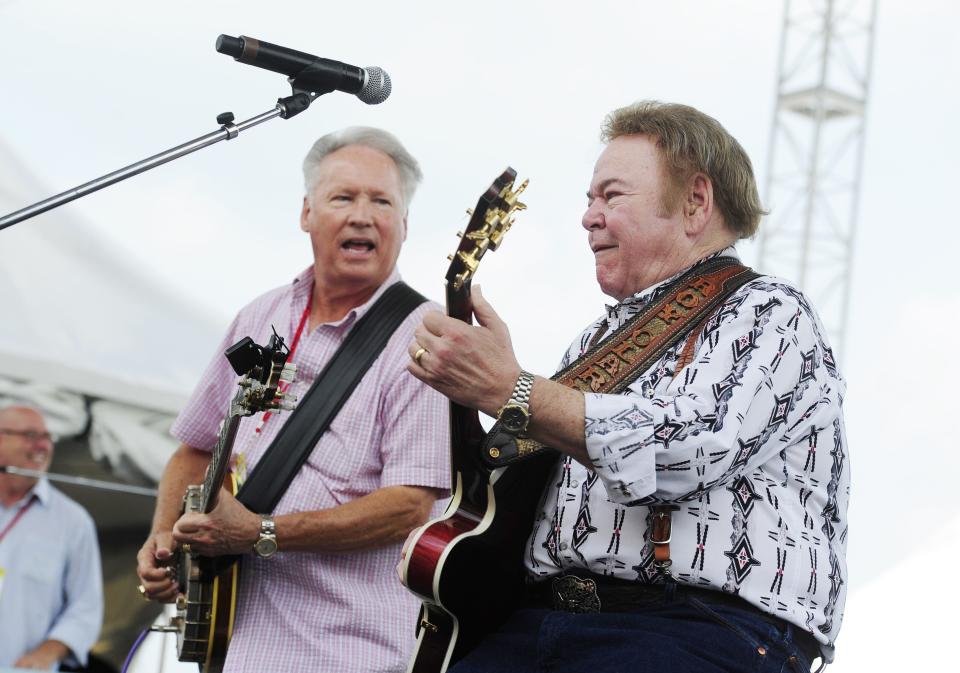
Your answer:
[1,465,158,497]
[0,91,316,232]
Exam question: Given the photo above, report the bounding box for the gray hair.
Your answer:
[302,126,423,209]
[601,100,766,239]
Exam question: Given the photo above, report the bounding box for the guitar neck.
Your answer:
[201,413,243,513]
[439,168,525,495]
[445,280,489,484]
[446,280,473,324]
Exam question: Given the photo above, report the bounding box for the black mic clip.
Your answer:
[277,92,314,120]
[280,65,338,119]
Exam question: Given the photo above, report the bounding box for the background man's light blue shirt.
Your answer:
[0,478,103,670]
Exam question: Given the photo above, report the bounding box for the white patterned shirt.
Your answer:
[172,267,450,673]
[524,249,849,662]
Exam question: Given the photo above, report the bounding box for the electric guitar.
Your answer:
[172,332,296,673]
[400,169,558,673]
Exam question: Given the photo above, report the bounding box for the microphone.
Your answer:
[215,35,391,105]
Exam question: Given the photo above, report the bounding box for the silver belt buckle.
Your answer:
[552,575,601,613]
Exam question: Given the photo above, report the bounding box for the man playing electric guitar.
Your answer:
[136,127,450,673]
[407,101,848,672]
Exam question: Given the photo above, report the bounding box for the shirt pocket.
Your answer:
[22,540,62,580]
[19,542,65,623]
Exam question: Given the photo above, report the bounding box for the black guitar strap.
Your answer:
[236,281,428,514]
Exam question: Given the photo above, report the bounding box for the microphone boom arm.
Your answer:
[0,97,310,231]
[1,465,158,497]
[0,35,391,231]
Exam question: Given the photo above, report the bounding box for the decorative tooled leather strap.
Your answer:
[481,256,759,468]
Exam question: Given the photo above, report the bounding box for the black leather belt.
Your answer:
[524,574,819,663]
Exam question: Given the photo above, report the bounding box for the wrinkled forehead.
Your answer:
[589,134,666,191]
[315,145,402,189]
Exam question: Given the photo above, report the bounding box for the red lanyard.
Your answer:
[255,293,312,433]
[0,497,35,544]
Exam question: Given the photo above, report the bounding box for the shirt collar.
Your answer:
[604,246,740,319]
[3,476,50,511]
[32,476,51,505]
[291,266,403,329]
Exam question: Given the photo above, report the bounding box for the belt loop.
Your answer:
[664,581,677,602]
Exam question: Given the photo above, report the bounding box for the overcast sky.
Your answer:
[1,1,958,668]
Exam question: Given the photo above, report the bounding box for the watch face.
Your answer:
[500,404,529,433]
[254,536,278,558]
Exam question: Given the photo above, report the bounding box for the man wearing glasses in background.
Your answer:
[0,405,103,671]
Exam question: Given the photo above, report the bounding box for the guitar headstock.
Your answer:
[445,168,528,295]
[224,332,297,418]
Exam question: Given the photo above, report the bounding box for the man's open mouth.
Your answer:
[342,239,376,252]
[27,449,48,465]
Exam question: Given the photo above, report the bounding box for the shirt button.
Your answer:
[560,542,569,551]
[570,480,579,488]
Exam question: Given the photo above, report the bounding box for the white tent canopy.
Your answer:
[0,140,225,479]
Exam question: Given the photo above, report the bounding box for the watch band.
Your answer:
[254,515,278,558]
[496,370,535,435]
[509,370,535,407]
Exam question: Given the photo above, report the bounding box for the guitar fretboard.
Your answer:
[201,409,242,513]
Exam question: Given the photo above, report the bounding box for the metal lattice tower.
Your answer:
[757,0,878,359]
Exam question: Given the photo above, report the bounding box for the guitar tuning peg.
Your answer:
[447,254,454,261]
[466,208,473,216]
[456,231,464,238]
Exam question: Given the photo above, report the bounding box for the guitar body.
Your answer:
[176,477,240,673]
[400,169,549,673]
[404,437,556,672]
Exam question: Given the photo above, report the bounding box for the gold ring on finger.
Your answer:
[414,347,427,366]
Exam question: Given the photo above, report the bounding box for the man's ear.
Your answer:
[684,173,714,236]
[299,196,311,232]
[402,213,409,241]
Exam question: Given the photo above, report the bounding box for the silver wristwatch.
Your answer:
[253,515,278,558]
[496,370,535,435]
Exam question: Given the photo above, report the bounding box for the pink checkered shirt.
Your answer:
[171,267,450,673]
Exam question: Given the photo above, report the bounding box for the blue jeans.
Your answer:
[448,589,817,673]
